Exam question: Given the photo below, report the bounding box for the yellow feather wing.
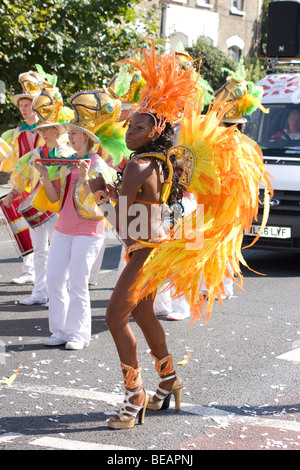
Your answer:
[131,95,273,324]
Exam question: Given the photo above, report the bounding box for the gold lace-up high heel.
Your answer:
[107,362,148,429]
[147,353,183,411]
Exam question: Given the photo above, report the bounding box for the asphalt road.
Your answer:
[0,191,299,455]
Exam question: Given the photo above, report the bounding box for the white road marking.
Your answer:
[182,404,300,432]
[11,383,123,406]
[209,415,300,433]
[30,436,133,451]
[277,347,300,363]
[10,383,300,433]
[0,433,23,443]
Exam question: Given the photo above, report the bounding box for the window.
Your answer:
[228,45,241,63]
[245,104,300,152]
[232,0,244,10]
[196,0,213,8]
[231,0,246,16]
[170,32,189,50]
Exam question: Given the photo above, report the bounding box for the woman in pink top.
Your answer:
[35,132,105,349]
[34,89,119,350]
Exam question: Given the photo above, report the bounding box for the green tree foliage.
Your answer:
[186,37,238,92]
[0,0,158,130]
[187,37,267,95]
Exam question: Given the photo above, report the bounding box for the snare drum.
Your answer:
[0,193,33,257]
[17,191,54,228]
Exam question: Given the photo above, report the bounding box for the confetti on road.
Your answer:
[177,353,191,365]
[2,365,21,386]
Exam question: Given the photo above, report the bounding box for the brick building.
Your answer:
[143,0,264,61]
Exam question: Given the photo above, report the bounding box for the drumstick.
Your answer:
[35,158,91,166]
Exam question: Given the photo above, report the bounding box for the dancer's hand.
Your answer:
[2,192,14,208]
[77,159,91,184]
[105,182,118,202]
[34,160,49,179]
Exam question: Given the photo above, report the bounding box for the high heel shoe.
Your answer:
[107,387,149,429]
[147,375,183,410]
[147,353,183,411]
[107,362,148,429]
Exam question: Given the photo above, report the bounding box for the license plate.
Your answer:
[245,225,292,239]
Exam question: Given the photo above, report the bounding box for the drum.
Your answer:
[0,138,12,163]
[17,191,54,228]
[0,193,33,257]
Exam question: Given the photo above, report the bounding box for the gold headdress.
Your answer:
[11,65,57,107]
[175,41,214,109]
[108,65,145,111]
[175,49,194,71]
[215,59,269,124]
[32,87,68,134]
[11,71,44,107]
[62,88,122,143]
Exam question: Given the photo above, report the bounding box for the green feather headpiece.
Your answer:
[35,64,58,87]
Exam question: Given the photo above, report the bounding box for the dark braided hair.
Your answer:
[115,119,184,209]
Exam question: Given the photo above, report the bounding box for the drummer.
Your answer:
[8,86,73,306]
[1,71,46,285]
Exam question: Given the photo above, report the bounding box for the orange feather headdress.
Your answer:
[119,40,199,136]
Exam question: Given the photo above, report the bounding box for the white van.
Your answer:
[243,73,300,252]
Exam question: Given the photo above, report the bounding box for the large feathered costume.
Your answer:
[130,94,273,324]
[121,45,273,325]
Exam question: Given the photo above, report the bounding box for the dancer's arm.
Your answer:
[34,161,60,203]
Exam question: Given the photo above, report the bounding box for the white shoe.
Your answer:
[44,336,66,347]
[65,337,86,350]
[11,273,34,285]
[166,311,190,321]
[155,311,168,318]
[19,296,47,306]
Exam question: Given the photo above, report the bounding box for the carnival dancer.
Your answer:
[9,85,73,305]
[1,70,47,285]
[99,41,272,431]
[95,41,199,429]
[34,89,120,350]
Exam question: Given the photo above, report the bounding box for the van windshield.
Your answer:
[244,104,300,155]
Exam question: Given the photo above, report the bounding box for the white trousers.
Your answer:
[153,283,190,316]
[22,252,34,275]
[47,231,104,345]
[89,236,107,284]
[29,213,58,301]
